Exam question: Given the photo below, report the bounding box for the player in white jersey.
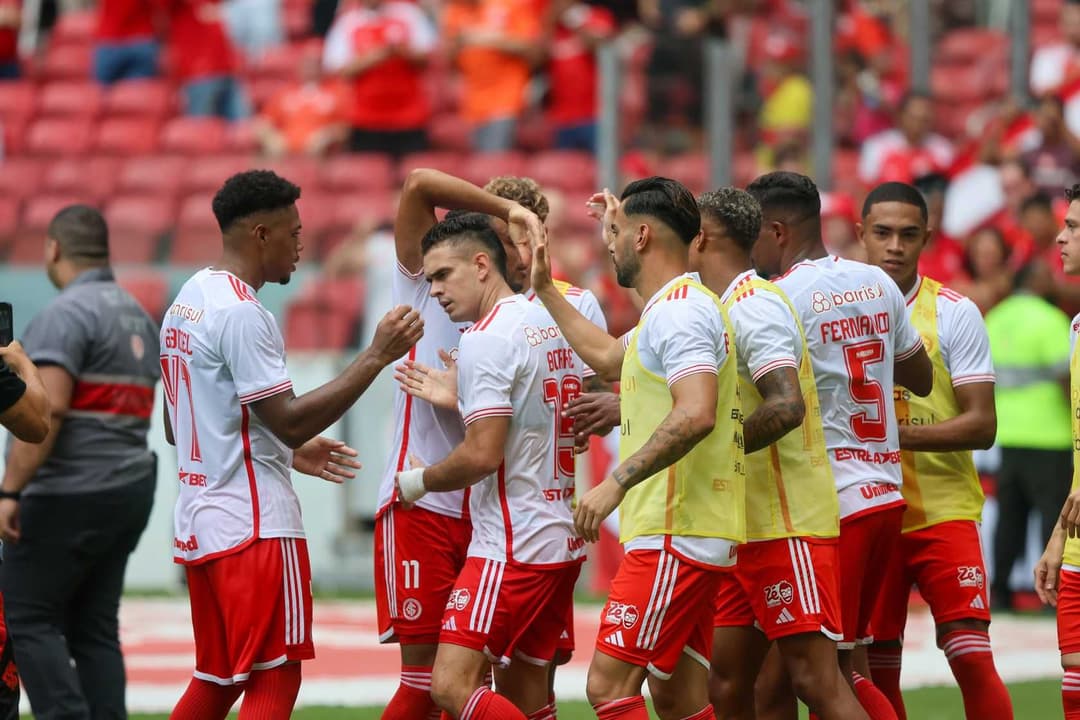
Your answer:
[391,213,583,720]
[379,169,597,719]
[160,171,422,719]
[746,172,933,720]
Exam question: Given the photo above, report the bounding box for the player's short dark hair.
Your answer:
[697,188,762,252]
[746,171,821,220]
[1066,184,1080,204]
[212,170,301,232]
[898,90,932,113]
[1021,191,1054,215]
[861,182,929,224]
[620,176,700,244]
[48,204,109,263]
[421,212,508,278]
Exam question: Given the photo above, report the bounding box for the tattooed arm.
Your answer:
[573,372,717,541]
[743,367,805,453]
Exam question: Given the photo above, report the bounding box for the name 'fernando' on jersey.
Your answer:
[776,256,924,494]
[456,295,585,567]
[161,269,304,565]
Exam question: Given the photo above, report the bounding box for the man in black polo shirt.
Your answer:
[0,205,160,720]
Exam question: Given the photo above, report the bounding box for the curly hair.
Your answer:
[212,170,301,231]
[697,188,762,252]
[484,176,550,223]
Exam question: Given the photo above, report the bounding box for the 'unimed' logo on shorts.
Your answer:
[764,580,794,608]
[604,602,639,629]
[446,588,471,611]
[957,566,985,589]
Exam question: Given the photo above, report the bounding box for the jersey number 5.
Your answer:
[843,339,888,442]
[543,375,583,480]
[161,355,203,462]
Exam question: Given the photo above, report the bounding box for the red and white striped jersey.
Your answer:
[378,264,472,519]
[525,282,607,377]
[162,269,302,565]
[457,295,585,567]
[903,276,994,385]
[720,270,801,383]
[776,257,924,518]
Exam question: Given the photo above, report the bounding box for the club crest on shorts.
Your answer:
[446,588,471,611]
[764,580,795,608]
[604,602,640,629]
[402,598,422,620]
[957,566,985,589]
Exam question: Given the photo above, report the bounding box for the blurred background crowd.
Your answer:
[1,0,1079,602]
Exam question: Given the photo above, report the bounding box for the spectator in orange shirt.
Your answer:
[0,0,20,80]
[443,0,541,152]
[324,0,436,157]
[255,43,350,157]
[542,0,615,152]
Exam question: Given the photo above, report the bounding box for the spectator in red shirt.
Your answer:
[94,0,161,85]
[542,0,615,152]
[166,0,250,120]
[858,91,954,186]
[1022,94,1080,197]
[323,0,436,157]
[255,44,350,157]
[0,0,20,80]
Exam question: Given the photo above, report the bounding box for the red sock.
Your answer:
[169,678,242,720]
[461,687,527,720]
[941,631,1013,720]
[1064,669,1080,719]
[527,703,556,720]
[868,645,906,720]
[593,696,650,720]
[852,672,899,720]
[678,705,715,720]
[383,665,438,720]
[238,663,302,720]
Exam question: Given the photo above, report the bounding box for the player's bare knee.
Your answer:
[430,663,473,713]
[708,669,753,718]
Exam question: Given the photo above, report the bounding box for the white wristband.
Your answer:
[397,468,428,504]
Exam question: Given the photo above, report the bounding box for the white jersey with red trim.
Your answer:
[162,269,303,565]
[378,263,471,518]
[721,270,802,385]
[775,257,924,517]
[457,295,585,567]
[903,276,994,385]
[525,283,607,378]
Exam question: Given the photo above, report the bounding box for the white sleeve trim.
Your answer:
[396,261,425,280]
[750,357,799,383]
[667,364,718,387]
[463,406,513,425]
[895,337,924,363]
[238,380,293,405]
[951,373,996,387]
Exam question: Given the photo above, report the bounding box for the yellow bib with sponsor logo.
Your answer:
[1064,324,1080,567]
[723,277,838,540]
[895,277,984,532]
[618,277,745,544]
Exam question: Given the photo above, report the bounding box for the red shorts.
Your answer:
[185,537,314,684]
[374,504,471,644]
[1058,568,1080,655]
[871,520,991,643]
[596,549,723,679]
[714,537,843,641]
[838,506,903,649]
[440,557,580,667]
[556,595,575,659]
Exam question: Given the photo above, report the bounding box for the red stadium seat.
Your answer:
[0,82,37,123]
[9,195,97,264]
[51,10,96,46]
[285,276,364,349]
[529,151,596,196]
[103,79,176,119]
[257,157,320,191]
[117,156,190,198]
[39,44,93,81]
[329,191,397,233]
[663,153,708,195]
[105,195,176,264]
[247,77,290,112]
[95,117,162,155]
[0,197,18,254]
[42,157,122,201]
[320,154,394,193]
[0,159,46,203]
[115,269,170,321]
[37,81,103,118]
[25,118,96,156]
[182,155,253,193]
[460,152,528,187]
[160,117,229,155]
[171,194,221,264]
[931,65,989,104]
[936,29,1008,67]
[515,114,553,152]
[396,151,466,183]
[248,43,304,80]
[225,119,260,153]
[427,114,472,152]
